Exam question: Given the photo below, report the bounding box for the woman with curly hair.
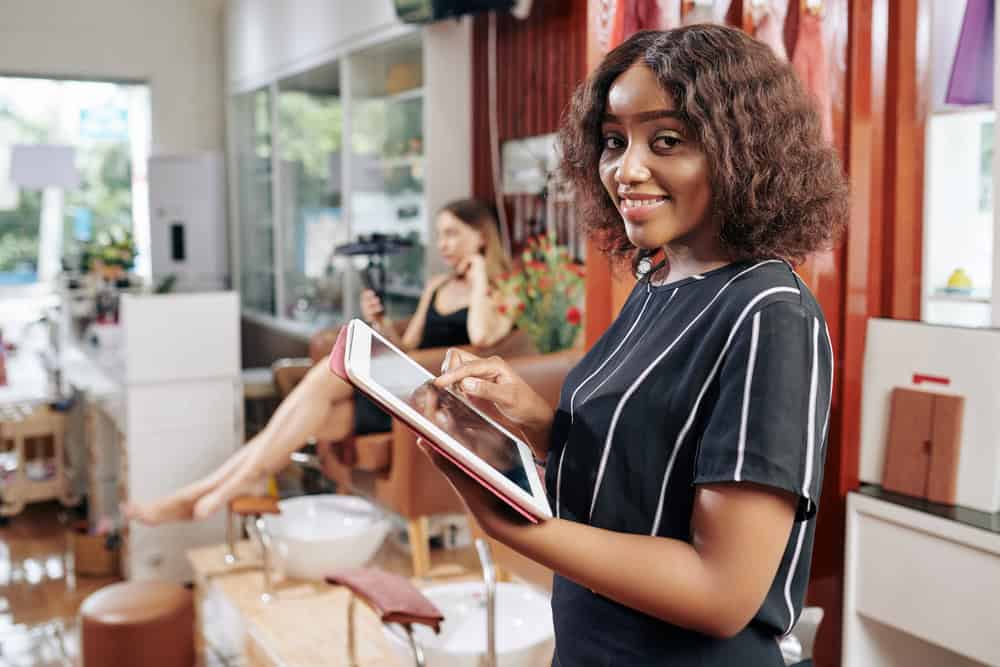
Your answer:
[424,24,848,664]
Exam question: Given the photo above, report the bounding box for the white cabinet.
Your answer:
[844,490,1000,666]
[148,153,228,292]
[120,292,241,582]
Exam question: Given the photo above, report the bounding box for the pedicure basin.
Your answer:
[261,494,390,581]
[384,581,554,667]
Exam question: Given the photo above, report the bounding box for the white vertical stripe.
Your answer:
[735,312,761,482]
[820,321,834,445]
[556,289,653,519]
[782,522,809,636]
[580,289,678,406]
[585,259,785,523]
[649,285,799,534]
[802,318,820,500]
[555,446,568,519]
[568,291,653,420]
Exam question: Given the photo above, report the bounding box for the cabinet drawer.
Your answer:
[854,511,1000,665]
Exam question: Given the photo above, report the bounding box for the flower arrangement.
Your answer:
[86,226,137,281]
[495,233,585,354]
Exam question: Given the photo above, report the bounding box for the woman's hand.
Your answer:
[434,349,554,460]
[456,254,488,287]
[360,289,385,323]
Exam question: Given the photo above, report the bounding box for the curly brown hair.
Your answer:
[557,25,849,273]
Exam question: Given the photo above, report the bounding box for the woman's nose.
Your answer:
[615,144,652,185]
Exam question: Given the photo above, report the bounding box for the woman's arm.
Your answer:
[431,456,796,639]
[462,255,513,347]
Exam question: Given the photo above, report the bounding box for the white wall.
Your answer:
[225,0,403,92]
[0,0,226,155]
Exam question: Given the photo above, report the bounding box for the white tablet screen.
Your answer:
[369,335,534,495]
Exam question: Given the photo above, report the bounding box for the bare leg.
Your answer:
[127,364,355,524]
[193,364,354,518]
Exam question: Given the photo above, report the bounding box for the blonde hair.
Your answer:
[440,199,511,281]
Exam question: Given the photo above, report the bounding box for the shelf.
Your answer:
[927,289,991,304]
[932,104,993,116]
[375,155,422,168]
[358,86,423,105]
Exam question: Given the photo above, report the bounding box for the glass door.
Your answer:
[347,33,426,319]
[276,61,346,326]
[233,88,275,314]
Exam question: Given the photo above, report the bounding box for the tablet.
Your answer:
[328,319,552,522]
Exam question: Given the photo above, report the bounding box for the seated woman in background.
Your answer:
[125,198,513,524]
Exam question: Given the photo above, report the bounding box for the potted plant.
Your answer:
[495,233,585,354]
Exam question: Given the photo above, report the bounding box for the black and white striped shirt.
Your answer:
[546,259,833,665]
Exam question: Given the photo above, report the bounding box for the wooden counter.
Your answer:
[188,536,486,667]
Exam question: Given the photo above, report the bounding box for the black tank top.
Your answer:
[418,283,470,349]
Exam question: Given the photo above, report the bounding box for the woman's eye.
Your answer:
[653,135,682,150]
[602,135,625,150]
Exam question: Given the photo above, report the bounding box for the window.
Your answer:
[0,76,149,286]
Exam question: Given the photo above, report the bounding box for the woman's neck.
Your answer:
[654,244,731,284]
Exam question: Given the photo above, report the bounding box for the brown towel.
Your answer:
[327,568,443,633]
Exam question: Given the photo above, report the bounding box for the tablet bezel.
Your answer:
[343,319,552,521]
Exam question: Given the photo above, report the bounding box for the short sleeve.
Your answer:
[693,300,833,521]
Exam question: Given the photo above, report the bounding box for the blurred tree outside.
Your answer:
[0,78,138,279]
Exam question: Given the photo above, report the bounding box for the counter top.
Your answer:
[189,537,485,667]
[857,483,1000,535]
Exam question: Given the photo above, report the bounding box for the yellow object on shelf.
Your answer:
[946,268,974,290]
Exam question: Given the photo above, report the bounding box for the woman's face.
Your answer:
[436,211,484,269]
[599,64,715,255]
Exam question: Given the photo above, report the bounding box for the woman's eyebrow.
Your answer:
[602,110,685,124]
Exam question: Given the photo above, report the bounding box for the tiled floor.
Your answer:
[0,501,119,667]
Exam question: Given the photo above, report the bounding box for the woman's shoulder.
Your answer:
[717,259,825,322]
[423,273,452,293]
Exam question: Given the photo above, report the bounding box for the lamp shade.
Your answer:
[9,144,80,189]
[946,0,995,106]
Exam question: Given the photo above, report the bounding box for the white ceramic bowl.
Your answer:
[262,494,390,581]
[385,581,554,667]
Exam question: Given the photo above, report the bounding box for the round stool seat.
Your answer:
[80,581,194,667]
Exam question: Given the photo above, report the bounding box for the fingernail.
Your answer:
[462,378,479,391]
[441,350,452,374]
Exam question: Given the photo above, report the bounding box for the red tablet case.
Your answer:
[327,323,542,523]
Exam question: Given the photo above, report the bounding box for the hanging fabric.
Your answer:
[946,0,995,105]
[753,0,789,60]
[623,0,683,36]
[682,0,728,25]
[792,2,833,142]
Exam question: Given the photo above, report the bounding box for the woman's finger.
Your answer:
[440,347,481,374]
[435,357,507,388]
[456,375,516,407]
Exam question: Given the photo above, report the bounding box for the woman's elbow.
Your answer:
[699,605,757,640]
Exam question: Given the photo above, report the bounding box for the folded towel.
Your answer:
[327,567,443,632]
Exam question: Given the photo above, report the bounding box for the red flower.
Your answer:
[517,302,526,312]
[497,303,508,315]
[527,261,546,272]
[565,306,582,326]
[569,264,586,278]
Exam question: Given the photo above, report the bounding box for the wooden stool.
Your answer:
[80,580,194,667]
[0,403,75,516]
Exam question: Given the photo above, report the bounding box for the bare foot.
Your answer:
[122,493,199,525]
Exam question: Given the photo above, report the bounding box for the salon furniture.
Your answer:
[80,580,195,666]
[272,321,562,577]
[0,403,74,516]
[843,485,1000,666]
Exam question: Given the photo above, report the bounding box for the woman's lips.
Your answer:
[620,196,670,222]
